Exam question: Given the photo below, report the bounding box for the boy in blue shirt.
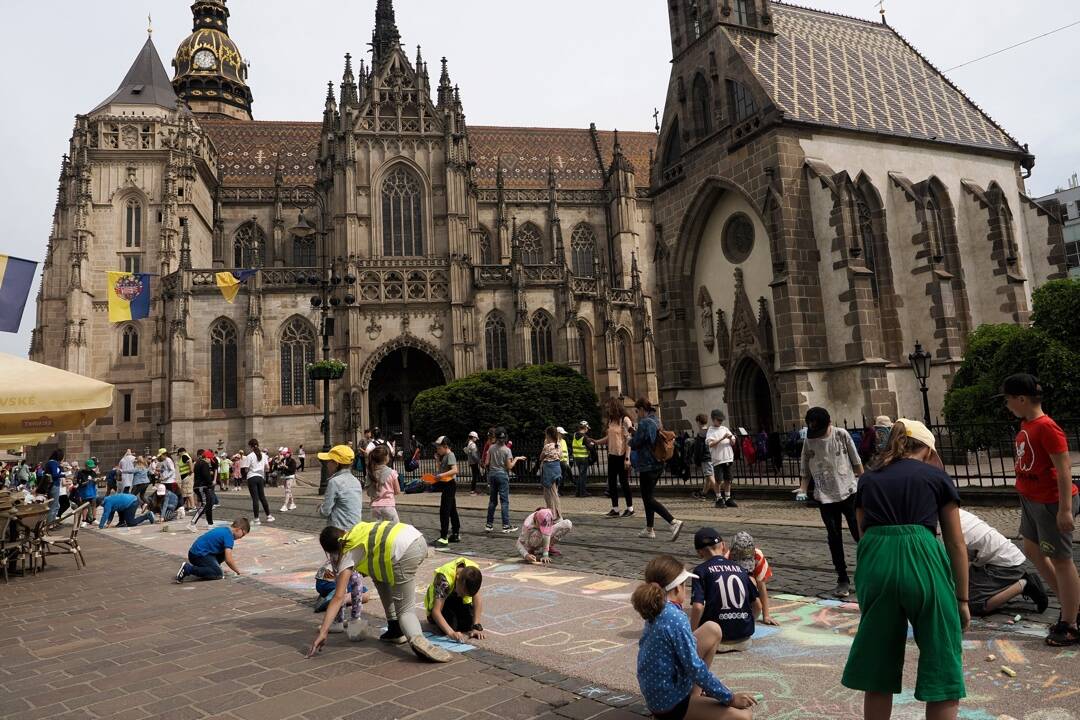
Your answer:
[176,518,250,582]
[98,492,156,529]
[689,527,760,646]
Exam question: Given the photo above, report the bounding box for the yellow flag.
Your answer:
[215,272,241,303]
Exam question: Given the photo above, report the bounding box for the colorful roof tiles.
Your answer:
[725,4,1025,154]
[199,118,320,187]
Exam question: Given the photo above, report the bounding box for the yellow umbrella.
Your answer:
[0,353,114,445]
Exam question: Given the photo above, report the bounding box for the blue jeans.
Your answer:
[486,472,510,528]
[47,482,61,522]
[119,505,155,527]
[184,551,224,580]
[574,460,590,496]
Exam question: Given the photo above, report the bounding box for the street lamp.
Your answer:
[908,341,933,426]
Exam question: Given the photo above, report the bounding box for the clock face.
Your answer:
[193,49,217,70]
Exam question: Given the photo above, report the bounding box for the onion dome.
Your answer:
[172,0,253,120]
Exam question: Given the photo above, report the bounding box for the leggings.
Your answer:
[607,454,634,509]
[819,494,860,584]
[190,487,216,526]
[439,480,460,538]
[247,476,270,519]
[638,469,673,528]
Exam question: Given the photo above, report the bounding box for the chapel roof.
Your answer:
[723,3,1026,154]
[92,38,179,113]
[199,119,657,190]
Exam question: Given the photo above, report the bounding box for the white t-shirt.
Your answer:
[706,425,736,465]
[245,452,270,478]
[158,457,176,483]
[336,524,424,573]
[960,509,1025,568]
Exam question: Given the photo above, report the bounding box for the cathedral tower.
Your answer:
[171,0,253,120]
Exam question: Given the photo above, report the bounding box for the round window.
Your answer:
[722,213,755,264]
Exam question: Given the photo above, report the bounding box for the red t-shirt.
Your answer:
[1015,415,1074,504]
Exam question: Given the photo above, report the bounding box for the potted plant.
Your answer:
[307,359,347,381]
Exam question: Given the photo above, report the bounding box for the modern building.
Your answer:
[1035,176,1080,279]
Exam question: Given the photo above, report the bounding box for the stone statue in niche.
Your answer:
[697,286,715,353]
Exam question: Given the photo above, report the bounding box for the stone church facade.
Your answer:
[650,0,1067,431]
[31,0,659,459]
[30,0,1068,459]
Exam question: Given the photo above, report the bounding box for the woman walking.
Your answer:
[841,420,969,719]
[629,398,683,541]
[597,397,635,518]
[539,426,564,519]
[245,439,274,524]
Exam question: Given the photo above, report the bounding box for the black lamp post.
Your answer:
[908,341,933,426]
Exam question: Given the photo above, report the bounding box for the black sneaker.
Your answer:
[380,621,408,645]
[714,498,725,509]
[501,525,518,534]
[175,564,186,584]
[448,533,461,543]
[621,508,635,518]
[604,509,620,518]
[1022,573,1050,614]
[1045,621,1080,647]
[725,498,738,508]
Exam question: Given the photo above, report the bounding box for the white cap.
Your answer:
[434,435,450,446]
[468,431,479,439]
[664,569,699,591]
[556,427,567,435]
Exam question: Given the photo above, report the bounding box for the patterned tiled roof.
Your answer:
[470,127,656,189]
[725,4,1025,154]
[199,119,657,190]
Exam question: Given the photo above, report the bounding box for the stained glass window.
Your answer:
[280,319,316,406]
[531,311,554,365]
[519,223,544,265]
[382,166,424,256]
[210,320,238,410]
[485,312,509,370]
[571,224,596,277]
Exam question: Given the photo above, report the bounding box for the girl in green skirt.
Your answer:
[842,419,970,720]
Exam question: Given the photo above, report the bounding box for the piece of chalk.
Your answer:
[752,693,764,702]
[1013,614,1022,622]
[1000,665,1016,677]
[986,654,996,661]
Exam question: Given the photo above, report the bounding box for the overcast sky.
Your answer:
[1,0,1076,358]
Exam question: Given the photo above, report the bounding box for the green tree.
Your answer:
[944,279,1080,446]
[410,363,602,447]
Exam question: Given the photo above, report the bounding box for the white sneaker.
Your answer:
[265,515,275,523]
[253,518,261,525]
[328,620,345,634]
[187,524,197,533]
[638,527,656,539]
[288,503,297,510]
[346,622,365,642]
[670,519,684,543]
[280,505,288,513]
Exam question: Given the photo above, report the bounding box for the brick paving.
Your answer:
[0,532,645,720]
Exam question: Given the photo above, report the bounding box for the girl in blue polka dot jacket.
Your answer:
[633,555,756,720]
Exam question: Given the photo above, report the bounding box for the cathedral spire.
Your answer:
[340,53,358,109]
[371,0,402,68]
[437,57,453,109]
[323,81,337,132]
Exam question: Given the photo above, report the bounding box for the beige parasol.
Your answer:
[0,353,114,446]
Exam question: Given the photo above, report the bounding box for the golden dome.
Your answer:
[171,0,252,117]
[173,28,248,87]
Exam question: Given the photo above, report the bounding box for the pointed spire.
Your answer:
[179,220,192,271]
[371,0,402,67]
[92,37,177,113]
[340,53,358,108]
[608,129,636,175]
[323,81,337,131]
[631,251,642,291]
[415,45,424,72]
[437,57,453,109]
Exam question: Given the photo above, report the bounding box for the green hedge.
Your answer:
[410,363,602,445]
[944,278,1080,445]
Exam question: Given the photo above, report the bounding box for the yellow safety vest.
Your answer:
[572,435,590,460]
[424,557,480,615]
[340,521,406,585]
[558,438,569,463]
[177,454,192,477]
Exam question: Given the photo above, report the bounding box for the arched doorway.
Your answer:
[728,358,775,432]
[367,347,446,441]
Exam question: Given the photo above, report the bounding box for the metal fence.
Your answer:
[393,418,1079,492]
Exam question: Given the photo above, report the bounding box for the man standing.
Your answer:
[797,407,864,598]
[571,421,595,498]
[119,449,136,494]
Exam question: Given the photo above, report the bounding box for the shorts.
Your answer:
[712,463,732,483]
[968,563,1027,616]
[180,477,195,498]
[842,525,965,703]
[651,694,689,720]
[1018,494,1080,558]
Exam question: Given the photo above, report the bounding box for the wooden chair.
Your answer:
[0,514,16,583]
[42,503,88,570]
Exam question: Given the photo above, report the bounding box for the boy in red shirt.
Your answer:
[1003,373,1079,646]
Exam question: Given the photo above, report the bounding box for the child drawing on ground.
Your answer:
[517,508,573,565]
[314,557,370,639]
[727,531,778,627]
[424,557,486,643]
[689,528,761,649]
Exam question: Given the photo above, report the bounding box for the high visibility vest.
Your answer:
[177,454,192,477]
[424,557,480,615]
[558,438,569,463]
[340,521,406,585]
[572,435,589,460]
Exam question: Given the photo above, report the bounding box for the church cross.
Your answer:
[254,150,267,164]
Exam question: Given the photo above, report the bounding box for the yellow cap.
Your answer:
[317,444,355,465]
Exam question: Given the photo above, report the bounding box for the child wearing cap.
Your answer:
[632,555,757,720]
[841,419,968,718]
[571,421,596,498]
[1001,372,1079,646]
[366,445,401,524]
[433,436,461,547]
[517,508,573,564]
[797,406,864,598]
[318,445,363,532]
[690,528,761,647]
[727,531,777,627]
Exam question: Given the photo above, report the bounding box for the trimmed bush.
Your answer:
[410,363,602,445]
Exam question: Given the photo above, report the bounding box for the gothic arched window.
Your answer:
[209,320,238,410]
[518,223,544,265]
[280,318,316,406]
[479,226,498,265]
[727,79,757,122]
[293,236,316,267]
[531,311,554,365]
[571,224,596,277]
[233,222,264,268]
[382,165,424,256]
[734,0,753,24]
[125,199,142,248]
[663,119,682,169]
[692,74,711,137]
[484,312,509,370]
[577,321,592,379]
[855,191,881,302]
[617,330,634,398]
[121,325,139,358]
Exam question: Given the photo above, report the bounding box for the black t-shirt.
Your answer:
[193,459,214,488]
[856,458,961,532]
[691,555,759,642]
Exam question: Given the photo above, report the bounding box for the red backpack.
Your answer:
[740,435,757,465]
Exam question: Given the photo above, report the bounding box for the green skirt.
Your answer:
[841,524,966,703]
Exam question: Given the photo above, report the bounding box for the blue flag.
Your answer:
[0,254,37,333]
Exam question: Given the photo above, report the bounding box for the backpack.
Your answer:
[691,433,707,466]
[740,435,756,465]
[404,448,420,473]
[653,426,676,463]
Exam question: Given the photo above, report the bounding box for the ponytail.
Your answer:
[631,554,685,622]
[872,420,928,470]
[366,445,390,499]
[248,438,263,462]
